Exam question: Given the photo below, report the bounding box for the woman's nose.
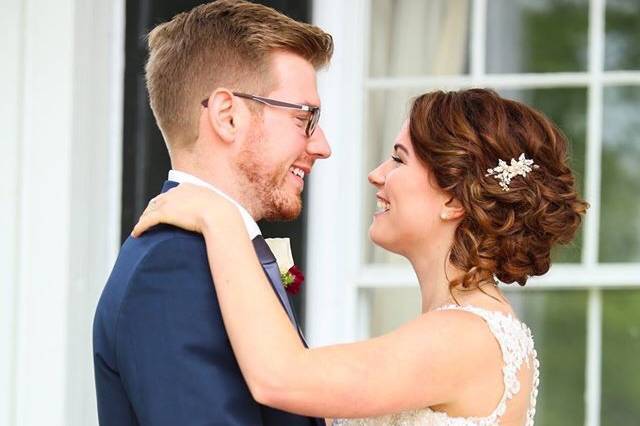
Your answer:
[368,161,387,187]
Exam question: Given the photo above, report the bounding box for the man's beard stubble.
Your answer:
[235,131,302,222]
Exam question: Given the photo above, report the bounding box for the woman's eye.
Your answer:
[391,155,403,164]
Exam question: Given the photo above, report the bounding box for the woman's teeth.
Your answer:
[290,167,305,179]
[376,199,390,212]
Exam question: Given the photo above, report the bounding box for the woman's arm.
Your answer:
[132,185,502,418]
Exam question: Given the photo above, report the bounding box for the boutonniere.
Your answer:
[264,237,305,295]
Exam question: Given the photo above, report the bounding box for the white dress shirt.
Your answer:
[168,170,261,240]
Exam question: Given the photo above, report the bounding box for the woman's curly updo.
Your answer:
[409,89,588,288]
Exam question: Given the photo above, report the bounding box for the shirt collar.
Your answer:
[168,170,261,239]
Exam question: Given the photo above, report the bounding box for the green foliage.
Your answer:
[601,290,640,424]
[523,0,589,73]
[519,291,587,425]
[598,87,640,262]
[605,0,640,70]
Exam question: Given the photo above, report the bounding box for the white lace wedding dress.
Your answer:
[333,304,540,426]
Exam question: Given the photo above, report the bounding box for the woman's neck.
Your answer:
[408,249,504,313]
[410,256,460,313]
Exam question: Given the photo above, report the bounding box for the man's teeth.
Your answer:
[376,200,390,211]
[290,167,305,179]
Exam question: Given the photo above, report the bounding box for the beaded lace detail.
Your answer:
[333,305,540,426]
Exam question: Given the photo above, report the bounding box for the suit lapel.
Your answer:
[252,236,296,322]
[253,236,308,347]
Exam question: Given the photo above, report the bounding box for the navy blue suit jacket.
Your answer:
[93,181,322,426]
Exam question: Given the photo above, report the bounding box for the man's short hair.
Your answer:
[145,0,334,151]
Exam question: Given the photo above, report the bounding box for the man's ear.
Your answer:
[440,197,465,221]
[205,89,238,144]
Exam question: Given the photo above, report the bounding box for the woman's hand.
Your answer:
[131,183,239,237]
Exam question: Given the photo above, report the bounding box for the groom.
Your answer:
[93,1,333,424]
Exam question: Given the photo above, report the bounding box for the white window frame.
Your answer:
[309,1,640,426]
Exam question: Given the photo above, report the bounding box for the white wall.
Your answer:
[0,0,124,424]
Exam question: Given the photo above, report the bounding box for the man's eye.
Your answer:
[295,117,307,127]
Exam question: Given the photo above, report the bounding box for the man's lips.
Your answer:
[289,166,306,180]
[287,167,305,191]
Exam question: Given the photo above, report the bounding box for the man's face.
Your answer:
[235,51,331,221]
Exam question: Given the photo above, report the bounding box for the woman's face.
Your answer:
[367,121,451,256]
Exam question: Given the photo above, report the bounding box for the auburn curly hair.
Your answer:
[409,89,588,288]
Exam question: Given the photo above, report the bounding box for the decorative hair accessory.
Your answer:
[485,153,539,191]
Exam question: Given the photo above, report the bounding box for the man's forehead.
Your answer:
[268,52,320,106]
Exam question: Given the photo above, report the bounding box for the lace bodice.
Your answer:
[333,305,540,426]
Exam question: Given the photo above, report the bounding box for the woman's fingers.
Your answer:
[131,208,162,237]
[131,196,165,237]
[130,183,233,238]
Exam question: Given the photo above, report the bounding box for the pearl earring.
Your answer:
[440,212,449,220]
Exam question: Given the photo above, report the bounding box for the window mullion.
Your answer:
[586,288,603,426]
[584,0,605,269]
[584,0,606,424]
[470,0,487,82]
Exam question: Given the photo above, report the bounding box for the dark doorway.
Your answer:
[121,0,313,326]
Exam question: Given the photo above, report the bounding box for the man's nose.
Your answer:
[306,126,331,159]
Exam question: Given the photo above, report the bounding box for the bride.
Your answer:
[132,89,587,425]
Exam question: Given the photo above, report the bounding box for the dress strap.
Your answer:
[435,304,539,425]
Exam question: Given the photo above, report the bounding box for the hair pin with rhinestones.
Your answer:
[485,153,539,191]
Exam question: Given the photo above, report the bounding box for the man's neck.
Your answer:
[170,166,261,220]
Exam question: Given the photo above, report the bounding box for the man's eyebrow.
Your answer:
[291,98,319,107]
[394,144,409,154]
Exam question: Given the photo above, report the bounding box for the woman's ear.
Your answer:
[205,89,237,144]
[440,197,465,221]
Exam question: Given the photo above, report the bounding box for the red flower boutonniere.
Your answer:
[280,265,304,295]
[265,237,305,295]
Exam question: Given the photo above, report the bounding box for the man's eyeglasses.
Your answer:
[201,92,320,137]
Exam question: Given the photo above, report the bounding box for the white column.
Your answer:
[0,1,25,425]
[307,0,367,345]
[64,0,125,424]
[14,0,76,422]
[1,0,124,424]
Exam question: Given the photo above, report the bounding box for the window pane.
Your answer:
[486,0,589,73]
[364,89,422,264]
[601,289,640,425]
[365,287,421,337]
[599,86,640,262]
[369,0,470,77]
[605,0,640,70]
[499,88,587,263]
[511,290,588,425]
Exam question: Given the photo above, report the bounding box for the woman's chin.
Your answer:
[369,226,398,254]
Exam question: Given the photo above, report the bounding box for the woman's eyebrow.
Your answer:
[394,144,409,154]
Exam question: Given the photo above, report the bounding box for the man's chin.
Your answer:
[265,207,301,221]
[263,197,302,221]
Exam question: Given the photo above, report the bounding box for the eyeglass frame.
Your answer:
[200,92,321,137]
